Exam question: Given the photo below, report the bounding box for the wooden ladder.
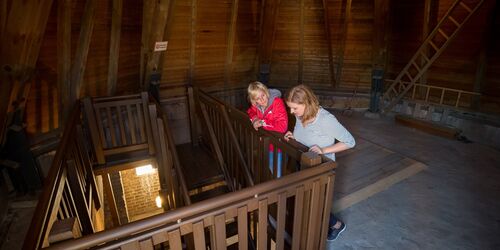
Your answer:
[381,0,484,113]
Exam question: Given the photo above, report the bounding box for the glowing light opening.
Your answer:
[135,164,155,176]
[155,196,162,208]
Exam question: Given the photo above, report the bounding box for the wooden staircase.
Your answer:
[381,0,484,113]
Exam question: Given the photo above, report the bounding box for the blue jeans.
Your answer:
[269,151,282,177]
[329,213,338,227]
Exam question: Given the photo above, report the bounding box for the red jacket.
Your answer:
[247,96,288,134]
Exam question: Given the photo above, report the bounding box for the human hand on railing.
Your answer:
[284,131,294,141]
[309,145,323,154]
[252,118,263,130]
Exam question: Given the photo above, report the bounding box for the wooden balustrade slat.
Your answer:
[126,104,137,144]
[258,199,268,250]
[237,206,248,250]
[276,192,287,250]
[168,230,183,250]
[319,175,335,250]
[136,103,146,143]
[105,107,117,147]
[292,186,305,250]
[193,221,206,250]
[141,92,155,155]
[306,180,321,250]
[151,230,168,245]
[214,214,227,250]
[116,105,127,145]
[83,98,105,164]
[120,240,139,250]
[138,239,153,250]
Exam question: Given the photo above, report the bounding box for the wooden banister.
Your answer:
[46,162,336,250]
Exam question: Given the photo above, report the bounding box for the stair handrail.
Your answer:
[24,103,101,249]
[149,98,191,206]
[45,161,336,250]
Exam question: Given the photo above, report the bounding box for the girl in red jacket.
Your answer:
[247,81,288,177]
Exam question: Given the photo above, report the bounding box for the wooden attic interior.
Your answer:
[1,0,500,249]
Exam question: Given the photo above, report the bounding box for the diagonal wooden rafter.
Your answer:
[69,0,97,105]
[107,0,123,96]
[141,0,176,91]
[258,0,281,83]
[223,0,239,89]
[0,0,55,146]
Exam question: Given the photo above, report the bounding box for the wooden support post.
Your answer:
[0,0,55,145]
[298,0,305,83]
[420,0,438,86]
[370,0,390,112]
[224,0,239,90]
[473,0,497,108]
[336,0,352,87]
[69,0,97,104]
[107,0,123,96]
[58,0,72,124]
[142,0,175,91]
[140,0,156,87]
[189,0,197,85]
[258,0,281,83]
[322,0,337,87]
[300,151,321,169]
[102,173,121,227]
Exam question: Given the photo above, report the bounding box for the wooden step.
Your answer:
[190,185,229,203]
[395,115,461,139]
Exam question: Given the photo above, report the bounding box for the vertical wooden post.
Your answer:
[370,0,390,112]
[298,0,305,83]
[258,0,281,83]
[102,173,121,227]
[322,0,337,87]
[140,0,156,87]
[336,0,352,88]
[69,0,97,104]
[189,0,197,85]
[107,0,123,96]
[224,0,239,91]
[300,151,321,169]
[473,0,497,108]
[142,0,175,91]
[58,0,72,124]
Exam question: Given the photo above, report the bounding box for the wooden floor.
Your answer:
[333,137,427,213]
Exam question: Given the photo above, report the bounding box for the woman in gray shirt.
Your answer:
[284,84,355,241]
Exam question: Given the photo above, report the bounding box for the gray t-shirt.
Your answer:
[293,107,355,161]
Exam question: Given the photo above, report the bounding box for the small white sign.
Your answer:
[154,41,168,51]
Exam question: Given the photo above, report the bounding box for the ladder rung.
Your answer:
[411,61,421,71]
[405,72,413,82]
[448,15,460,27]
[459,2,472,13]
[428,41,439,51]
[438,28,449,40]
[420,52,430,62]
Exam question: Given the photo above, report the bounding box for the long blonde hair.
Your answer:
[286,84,319,126]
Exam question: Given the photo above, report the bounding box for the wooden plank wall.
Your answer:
[18,0,500,136]
[26,0,142,135]
[159,0,260,99]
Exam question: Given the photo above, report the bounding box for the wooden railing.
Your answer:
[24,104,103,250]
[25,93,191,249]
[45,161,336,250]
[195,88,325,187]
[386,79,481,109]
[149,98,191,207]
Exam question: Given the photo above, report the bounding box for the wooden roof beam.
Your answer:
[258,0,281,84]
